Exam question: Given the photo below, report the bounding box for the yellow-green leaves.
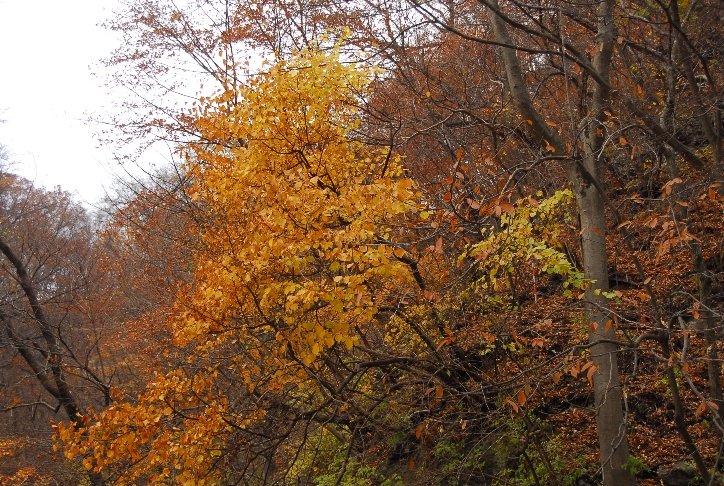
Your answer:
[463,190,585,297]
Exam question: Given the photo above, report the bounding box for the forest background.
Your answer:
[1,0,723,485]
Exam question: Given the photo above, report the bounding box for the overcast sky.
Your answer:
[0,0,124,205]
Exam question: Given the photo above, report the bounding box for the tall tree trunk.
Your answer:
[579,0,635,482]
[484,0,635,482]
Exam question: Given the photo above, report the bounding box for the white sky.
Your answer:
[0,0,124,206]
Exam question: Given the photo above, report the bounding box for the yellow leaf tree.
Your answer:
[60,43,420,484]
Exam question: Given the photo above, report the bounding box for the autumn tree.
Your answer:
[0,173,118,486]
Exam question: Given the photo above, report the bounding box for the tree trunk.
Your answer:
[484,0,635,482]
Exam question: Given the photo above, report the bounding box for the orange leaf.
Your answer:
[498,203,515,214]
[586,364,599,385]
[696,401,708,418]
[517,389,527,407]
[456,147,464,161]
[636,291,651,302]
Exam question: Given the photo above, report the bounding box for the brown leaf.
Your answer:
[498,203,515,214]
[570,362,581,378]
[517,389,527,407]
[696,401,708,418]
[586,364,599,385]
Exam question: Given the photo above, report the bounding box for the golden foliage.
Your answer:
[60,42,419,484]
